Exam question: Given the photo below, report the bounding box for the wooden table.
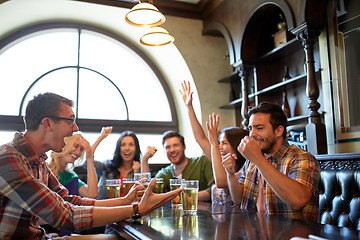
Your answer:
[110,202,360,239]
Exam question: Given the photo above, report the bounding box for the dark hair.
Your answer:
[24,92,73,131]
[219,127,248,171]
[246,102,287,139]
[105,131,141,178]
[162,131,185,146]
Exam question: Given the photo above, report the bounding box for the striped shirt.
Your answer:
[0,132,95,239]
[237,140,320,222]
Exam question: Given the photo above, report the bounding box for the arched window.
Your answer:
[0,23,177,163]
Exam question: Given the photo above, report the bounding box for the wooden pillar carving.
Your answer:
[236,64,251,129]
[293,24,327,154]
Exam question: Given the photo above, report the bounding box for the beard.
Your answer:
[260,137,277,154]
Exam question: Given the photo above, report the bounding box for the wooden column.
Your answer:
[236,64,251,129]
[293,24,327,154]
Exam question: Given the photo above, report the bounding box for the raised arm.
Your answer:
[78,138,98,198]
[222,154,244,205]
[179,80,211,159]
[206,113,229,188]
[141,146,157,173]
[91,126,112,155]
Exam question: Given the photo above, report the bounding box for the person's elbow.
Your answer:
[290,188,313,211]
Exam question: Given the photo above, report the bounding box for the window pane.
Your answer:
[0,29,78,115]
[21,68,78,116]
[79,30,172,121]
[78,68,127,120]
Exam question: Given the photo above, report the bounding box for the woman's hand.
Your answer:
[222,153,236,176]
[206,112,220,145]
[133,161,141,173]
[143,146,157,162]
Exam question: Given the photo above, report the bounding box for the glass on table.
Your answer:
[182,180,199,215]
[152,178,164,193]
[134,173,151,202]
[170,178,184,208]
[122,178,135,196]
[106,179,121,198]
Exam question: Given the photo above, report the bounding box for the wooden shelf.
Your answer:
[257,38,301,63]
[254,73,307,95]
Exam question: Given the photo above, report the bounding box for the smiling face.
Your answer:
[219,133,235,158]
[163,136,186,165]
[61,136,84,165]
[120,136,137,163]
[248,113,284,155]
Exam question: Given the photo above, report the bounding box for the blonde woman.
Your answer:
[48,127,112,198]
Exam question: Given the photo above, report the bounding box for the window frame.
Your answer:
[0,22,178,134]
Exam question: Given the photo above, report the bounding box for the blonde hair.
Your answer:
[48,133,85,178]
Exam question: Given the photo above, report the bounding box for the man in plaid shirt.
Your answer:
[0,92,182,239]
[223,102,320,222]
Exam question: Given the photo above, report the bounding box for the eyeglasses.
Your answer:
[45,116,76,127]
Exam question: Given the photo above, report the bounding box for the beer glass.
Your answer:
[170,179,183,208]
[106,179,121,198]
[122,178,135,196]
[152,178,164,193]
[182,180,199,215]
[134,173,151,202]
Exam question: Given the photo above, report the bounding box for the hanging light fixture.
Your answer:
[140,26,174,46]
[125,2,166,27]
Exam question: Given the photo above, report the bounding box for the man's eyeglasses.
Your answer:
[45,116,76,127]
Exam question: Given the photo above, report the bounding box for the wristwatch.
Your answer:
[132,202,141,220]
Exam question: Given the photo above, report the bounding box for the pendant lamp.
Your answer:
[125,2,166,27]
[140,26,174,46]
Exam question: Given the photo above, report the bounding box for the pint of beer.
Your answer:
[106,179,121,198]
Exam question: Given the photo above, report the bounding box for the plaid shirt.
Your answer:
[0,132,95,239]
[238,140,320,222]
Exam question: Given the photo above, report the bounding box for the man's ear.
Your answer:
[276,125,285,138]
[41,117,52,130]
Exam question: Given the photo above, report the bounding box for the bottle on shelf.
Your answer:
[283,66,291,82]
[282,89,291,118]
[282,66,291,118]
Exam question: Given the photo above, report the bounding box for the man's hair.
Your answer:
[162,130,185,146]
[246,102,287,139]
[24,92,73,131]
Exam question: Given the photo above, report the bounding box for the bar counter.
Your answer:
[110,202,360,240]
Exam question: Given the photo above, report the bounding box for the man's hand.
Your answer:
[138,179,183,216]
[179,80,193,107]
[237,136,263,165]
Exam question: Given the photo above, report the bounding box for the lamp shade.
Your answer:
[140,27,174,46]
[125,3,166,27]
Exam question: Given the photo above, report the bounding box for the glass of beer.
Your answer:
[170,179,183,208]
[182,180,199,215]
[122,178,135,196]
[106,179,121,198]
[152,178,164,193]
[134,173,151,202]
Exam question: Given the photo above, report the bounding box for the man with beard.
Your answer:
[223,102,320,222]
[142,131,213,201]
[0,92,182,239]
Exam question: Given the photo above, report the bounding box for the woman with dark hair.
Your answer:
[97,130,142,199]
[180,81,248,205]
